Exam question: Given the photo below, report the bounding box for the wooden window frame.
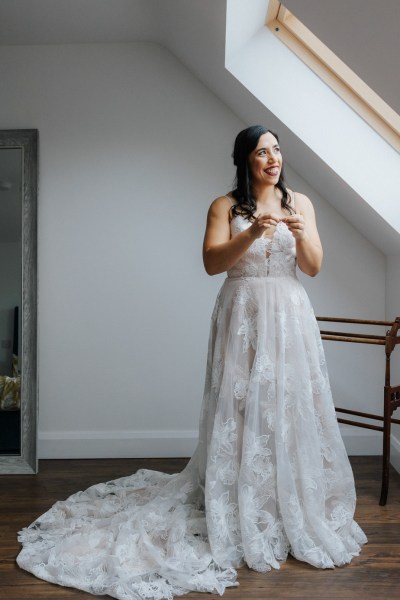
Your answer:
[266,0,400,152]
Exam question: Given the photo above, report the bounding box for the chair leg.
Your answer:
[379,388,391,506]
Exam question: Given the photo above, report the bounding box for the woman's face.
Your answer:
[248,132,282,186]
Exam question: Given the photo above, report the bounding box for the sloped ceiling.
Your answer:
[1,0,397,119]
[0,0,160,45]
[283,0,400,115]
[0,0,399,253]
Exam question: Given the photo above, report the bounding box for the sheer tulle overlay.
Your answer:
[17,217,367,599]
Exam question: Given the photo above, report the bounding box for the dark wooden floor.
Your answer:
[0,456,399,599]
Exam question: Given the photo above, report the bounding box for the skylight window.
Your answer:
[266,0,400,152]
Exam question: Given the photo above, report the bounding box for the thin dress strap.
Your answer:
[223,194,235,206]
[290,190,296,211]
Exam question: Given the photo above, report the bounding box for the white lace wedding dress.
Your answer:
[17,211,367,599]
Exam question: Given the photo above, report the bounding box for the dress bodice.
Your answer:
[227,216,297,278]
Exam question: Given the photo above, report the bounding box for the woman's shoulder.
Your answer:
[289,190,314,211]
[212,193,235,207]
[207,194,235,217]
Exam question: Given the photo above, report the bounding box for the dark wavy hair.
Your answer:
[231,125,293,220]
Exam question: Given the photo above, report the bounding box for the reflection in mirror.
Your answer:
[0,148,22,455]
[0,130,37,474]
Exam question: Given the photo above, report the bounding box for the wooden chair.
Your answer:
[316,316,400,505]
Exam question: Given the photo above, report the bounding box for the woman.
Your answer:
[17,126,366,599]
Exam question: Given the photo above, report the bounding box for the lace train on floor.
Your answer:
[17,218,367,599]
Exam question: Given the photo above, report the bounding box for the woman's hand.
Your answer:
[249,212,282,238]
[283,194,323,277]
[203,198,282,275]
[282,213,306,240]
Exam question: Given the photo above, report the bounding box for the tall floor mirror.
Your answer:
[0,130,38,474]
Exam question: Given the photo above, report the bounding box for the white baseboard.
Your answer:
[38,427,400,474]
[38,430,199,459]
[390,432,400,474]
[340,425,400,474]
[339,425,381,455]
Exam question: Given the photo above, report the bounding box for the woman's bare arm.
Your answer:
[202,196,279,276]
[283,193,323,277]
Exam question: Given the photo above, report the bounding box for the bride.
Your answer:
[17,125,367,599]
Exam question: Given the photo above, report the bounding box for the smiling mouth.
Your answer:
[264,167,279,176]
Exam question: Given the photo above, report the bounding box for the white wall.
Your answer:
[0,42,241,457]
[385,256,400,470]
[288,165,386,455]
[0,41,386,458]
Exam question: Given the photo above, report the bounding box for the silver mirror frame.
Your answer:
[0,129,38,474]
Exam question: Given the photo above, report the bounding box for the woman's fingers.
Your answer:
[283,214,306,238]
[283,213,303,223]
[257,213,281,227]
[283,214,304,228]
[254,212,308,238]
